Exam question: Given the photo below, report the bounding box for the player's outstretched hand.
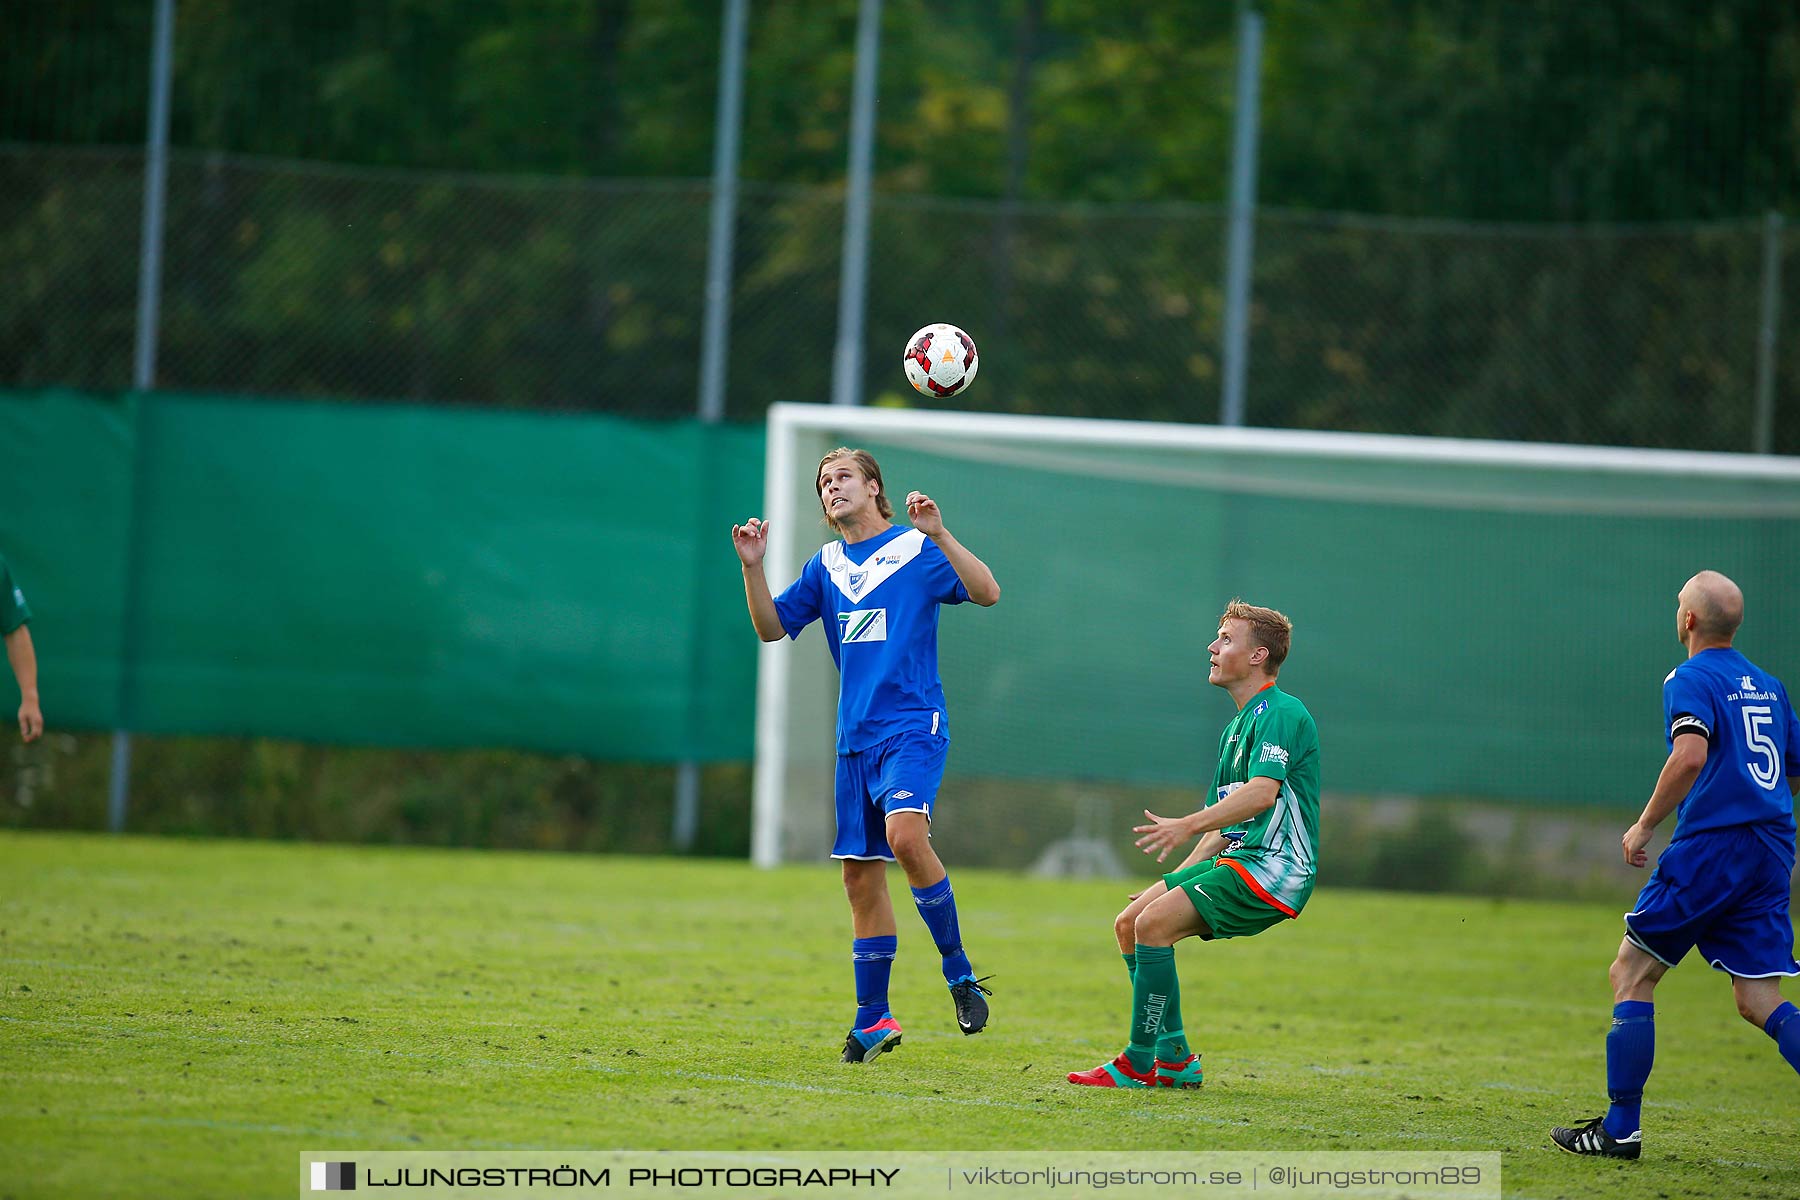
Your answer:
[732,517,769,566]
[905,491,944,537]
[1133,810,1195,863]
[1622,821,1652,869]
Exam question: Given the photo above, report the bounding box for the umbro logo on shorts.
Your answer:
[892,791,914,800]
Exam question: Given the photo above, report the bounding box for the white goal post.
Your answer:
[750,401,1800,870]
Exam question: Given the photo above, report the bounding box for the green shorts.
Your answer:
[1163,857,1293,940]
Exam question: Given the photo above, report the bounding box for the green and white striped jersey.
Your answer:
[1210,683,1320,916]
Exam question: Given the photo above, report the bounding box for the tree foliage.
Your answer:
[2,0,1796,449]
[5,0,1795,218]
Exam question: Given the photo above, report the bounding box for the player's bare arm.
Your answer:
[1134,777,1279,863]
[731,518,785,642]
[904,492,1000,606]
[1624,734,1708,868]
[4,625,40,743]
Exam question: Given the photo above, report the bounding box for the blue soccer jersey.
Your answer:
[1662,647,1800,866]
[773,525,970,754]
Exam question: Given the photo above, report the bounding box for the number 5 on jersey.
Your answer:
[1742,705,1781,790]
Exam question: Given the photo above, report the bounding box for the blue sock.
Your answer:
[1604,1000,1655,1139]
[910,877,974,982]
[851,935,896,1029]
[1763,1002,1800,1073]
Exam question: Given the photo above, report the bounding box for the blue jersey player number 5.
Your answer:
[1660,647,1800,866]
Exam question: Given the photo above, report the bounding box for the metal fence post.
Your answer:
[830,0,881,407]
[1219,2,1264,428]
[111,0,176,832]
[1754,210,1784,455]
[675,0,751,852]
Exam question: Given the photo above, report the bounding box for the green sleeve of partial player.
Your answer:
[1246,705,1305,782]
[0,558,29,635]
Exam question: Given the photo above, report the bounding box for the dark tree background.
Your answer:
[4,1,1793,217]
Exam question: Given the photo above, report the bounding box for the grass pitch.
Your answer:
[2,830,1796,1199]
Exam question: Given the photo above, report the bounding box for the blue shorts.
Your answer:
[831,730,949,861]
[1624,826,1800,978]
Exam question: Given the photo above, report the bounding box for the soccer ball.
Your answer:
[902,323,979,398]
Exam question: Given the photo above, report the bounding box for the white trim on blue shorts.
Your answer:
[884,806,931,818]
[1621,914,1679,966]
[1705,956,1800,978]
[832,852,897,862]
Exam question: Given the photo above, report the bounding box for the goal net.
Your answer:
[752,403,1800,872]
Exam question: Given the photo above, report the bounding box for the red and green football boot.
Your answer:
[1154,1053,1204,1089]
[1066,1053,1156,1088]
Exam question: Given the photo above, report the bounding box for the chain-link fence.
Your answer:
[2,142,1792,452]
[1249,210,1789,450]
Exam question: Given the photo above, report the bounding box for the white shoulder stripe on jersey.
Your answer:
[820,528,928,603]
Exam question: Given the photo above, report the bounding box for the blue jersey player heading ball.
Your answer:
[1554,570,1800,1160]
[733,448,1001,1064]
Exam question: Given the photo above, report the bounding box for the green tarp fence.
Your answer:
[0,388,764,760]
[7,388,1800,810]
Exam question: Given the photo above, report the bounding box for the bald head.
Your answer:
[1678,570,1744,646]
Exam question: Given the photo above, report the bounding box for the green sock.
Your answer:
[1155,1029,1191,1063]
[1127,944,1182,1072]
[1122,951,1136,983]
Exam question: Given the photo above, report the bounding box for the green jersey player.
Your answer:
[1,553,41,744]
[1069,599,1320,1089]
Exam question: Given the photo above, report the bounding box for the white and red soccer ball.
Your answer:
[902,323,979,398]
